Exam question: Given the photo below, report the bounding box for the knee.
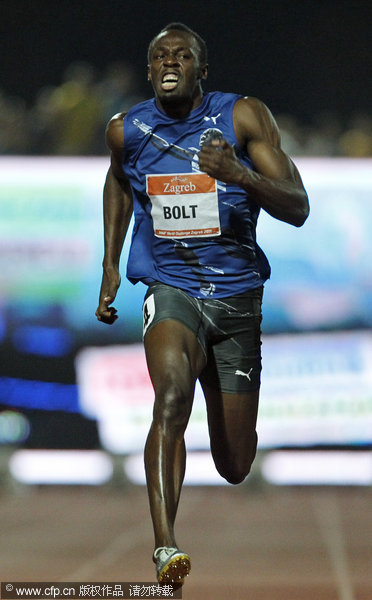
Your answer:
[214,441,258,485]
[222,464,252,485]
[153,382,192,430]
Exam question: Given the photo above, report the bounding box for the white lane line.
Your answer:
[59,486,206,581]
[60,518,150,581]
[312,492,355,600]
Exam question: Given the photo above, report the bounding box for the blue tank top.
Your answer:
[122,91,270,298]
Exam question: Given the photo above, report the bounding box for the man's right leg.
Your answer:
[143,318,205,582]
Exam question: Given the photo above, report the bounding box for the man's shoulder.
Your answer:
[105,112,126,152]
[106,98,155,150]
[233,96,279,146]
[234,96,269,118]
[233,97,275,130]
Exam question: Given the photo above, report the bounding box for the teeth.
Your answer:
[163,73,178,82]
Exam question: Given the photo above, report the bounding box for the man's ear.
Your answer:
[199,64,208,81]
[147,65,151,81]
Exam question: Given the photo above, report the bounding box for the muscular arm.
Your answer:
[198,97,309,227]
[96,113,133,324]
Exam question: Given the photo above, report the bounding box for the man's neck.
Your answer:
[155,91,204,120]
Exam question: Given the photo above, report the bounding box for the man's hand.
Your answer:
[95,266,121,324]
[198,138,245,185]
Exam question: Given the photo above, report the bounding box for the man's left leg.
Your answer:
[202,386,259,484]
[199,287,263,482]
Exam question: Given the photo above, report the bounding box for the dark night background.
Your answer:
[1,0,371,124]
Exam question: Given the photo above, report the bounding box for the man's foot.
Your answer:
[153,546,191,585]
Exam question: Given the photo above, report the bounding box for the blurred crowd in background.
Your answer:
[1,60,372,157]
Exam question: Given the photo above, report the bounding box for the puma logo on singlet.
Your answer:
[203,113,221,125]
[235,368,253,381]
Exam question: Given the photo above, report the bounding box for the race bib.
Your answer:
[146,172,221,239]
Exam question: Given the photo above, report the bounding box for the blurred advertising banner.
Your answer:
[76,330,372,452]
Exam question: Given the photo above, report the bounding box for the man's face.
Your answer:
[148,30,208,108]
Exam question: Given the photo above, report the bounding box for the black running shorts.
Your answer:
[142,282,263,393]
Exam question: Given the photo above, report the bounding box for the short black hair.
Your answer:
[147,22,208,65]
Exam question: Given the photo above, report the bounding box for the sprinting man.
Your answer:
[96,22,309,586]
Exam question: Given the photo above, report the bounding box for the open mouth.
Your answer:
[161,72,179,91]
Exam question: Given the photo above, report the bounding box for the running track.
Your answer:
[1,475,371,600]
